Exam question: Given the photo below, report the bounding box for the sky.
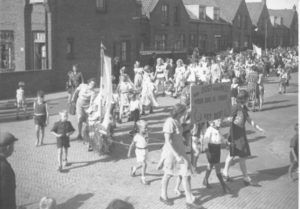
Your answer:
[245,0,298,10]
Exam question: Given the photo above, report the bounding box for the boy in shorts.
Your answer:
[127,120,149,185]
[51,110,75,172]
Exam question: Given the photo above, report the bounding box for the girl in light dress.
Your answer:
[117,74,135,123]
[154,58,166,95]
[140,66,159,114]
[173,59,186,97]
[133,61,144,92]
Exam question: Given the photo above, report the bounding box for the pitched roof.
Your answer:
[268,9,296,28]
[214,0,242,23]
[182,0,218,7]
[246,2,264,26]
[139,0,159,18]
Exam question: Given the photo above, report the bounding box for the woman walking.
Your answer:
[159,104,204,209]
[222,90,265,185]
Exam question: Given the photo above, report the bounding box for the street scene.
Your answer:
[0,0,299,209]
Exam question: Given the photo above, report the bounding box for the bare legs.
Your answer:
[35,125,45,146]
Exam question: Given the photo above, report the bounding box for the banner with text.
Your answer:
[190,83,231,124]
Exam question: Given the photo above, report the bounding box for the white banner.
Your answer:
[101,55,112,129]
[253,44,262,57]
[190,83,231,124]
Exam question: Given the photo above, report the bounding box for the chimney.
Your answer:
[293,4,296,11]
[262,0,266,5]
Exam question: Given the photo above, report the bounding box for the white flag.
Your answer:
[252,44,262,57]
[101,55,112,130]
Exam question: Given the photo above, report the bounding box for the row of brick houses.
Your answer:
[0,0,298,97]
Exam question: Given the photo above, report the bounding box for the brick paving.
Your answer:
[0,74,298,209]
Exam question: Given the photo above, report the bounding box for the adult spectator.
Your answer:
[148,53,157,73]
[0,132,18,209]
[113,57,121,84]
[72,78,96,150]
[66,64,84,103]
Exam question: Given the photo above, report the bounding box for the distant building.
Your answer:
[269,5,298,47]
[246,0,273,49]
[215,0,252,51]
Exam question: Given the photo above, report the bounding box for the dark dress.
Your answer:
[206,143,221,164]
[228,104,251,158]
[0,156,16,209]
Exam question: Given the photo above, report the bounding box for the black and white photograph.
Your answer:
[0,0,298,208]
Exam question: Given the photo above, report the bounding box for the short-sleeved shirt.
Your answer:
[134,133,148,149]
[76,84,96,106]
[16,88,25,101]
[204,126,225,145]
[290,134,298,157]
[68,71,83,88]
[51,120,75,140]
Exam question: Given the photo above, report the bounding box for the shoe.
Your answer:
[77,135,83,140]
[63,160,70,167]
[88,145,93,152]
[174,189,182,196]
[35,141,39,147]
[141,178,150,185]
[159,197,173,206]
[186,202,204,209]
[57,166,62,172]
[222,174,233,182]
[243,179,260,187]
[130,167,136,177]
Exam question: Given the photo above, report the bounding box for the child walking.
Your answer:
[33,90,49,146]
[127,120,150,185]
[51,110,75,172]
[129,92,140,135]
[16,81,28,119]
[202,119,231,194]
[288,123,298,181]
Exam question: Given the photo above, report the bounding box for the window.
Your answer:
[174,34,185,50]
[96,0,106,11]
[154,34,167,50]
[66,37,74,58]
[121,41,130,62]
[190,34,197,48]
[0,31,14,72]
[199,6,206,19]
[33,31,47,70]
[174,6,180,25]
[214,8,220,21]
[161,4,169,24]
[198,34,207,52]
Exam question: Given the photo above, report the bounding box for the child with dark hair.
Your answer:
[288,123,298,181]
[33,90,49,146]
[51,110,75,172]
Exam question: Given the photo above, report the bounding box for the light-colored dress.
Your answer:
[161,117,192,177]
[134,67,144,90]
[141,72,159,107]
[118,82,133,107]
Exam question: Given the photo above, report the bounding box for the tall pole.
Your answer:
[99,42,105,118]
[264,18,267,52]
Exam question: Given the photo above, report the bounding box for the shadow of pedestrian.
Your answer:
[64,158,109,171]
[263,100,289,105]
[57,193,94,209]
[254,165,289,183]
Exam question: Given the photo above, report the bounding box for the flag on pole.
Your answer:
[252,44,262,57]
[98,43,112,131]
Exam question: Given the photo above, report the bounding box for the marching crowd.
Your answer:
[0,46,298,209]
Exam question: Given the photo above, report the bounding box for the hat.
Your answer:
[0,132,18,146]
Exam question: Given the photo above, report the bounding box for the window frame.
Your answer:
[161,4,169,25]
[0,30,15,72]
[66,37,74,59]
[174,5,180,25]
[96,0,106,12]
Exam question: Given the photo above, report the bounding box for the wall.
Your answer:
[52,0,143,88]
[231,0,252,50]
[149,0,191,51]
[0,70,58,99]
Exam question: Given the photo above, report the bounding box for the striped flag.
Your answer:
[252,44,262,57]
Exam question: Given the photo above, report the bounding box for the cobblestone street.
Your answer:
[0,74,298,209]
